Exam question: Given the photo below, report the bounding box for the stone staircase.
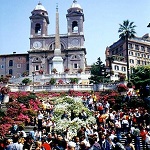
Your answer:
[120,136,149,150]
[5,125,36,149]
[1,103,149,149]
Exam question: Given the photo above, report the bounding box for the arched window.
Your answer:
[72,21,78,33]
[35,23,41,35]
[49,43,64,51]
[9,60,13,66]
[9,69,13,75]
[114,65,119,70]
[122,67,126,72]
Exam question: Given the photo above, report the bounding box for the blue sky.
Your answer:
[0,0,150,65]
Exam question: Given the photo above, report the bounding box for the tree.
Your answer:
[49,78,56,85]
[118,20,136,82]
[89,57,107,84]
[130,65,150,89]
[22,78,31,85]
[70,78,78,84]
[106,56,114,76]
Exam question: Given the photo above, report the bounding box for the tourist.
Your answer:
[98,134,110,150]
[4,139,14,150]
[67,141,76,150]
[41,138,51,150]
[37,111,44,130]
[88,135,101,150]
[140,126,148,149]
[10,122,18,135]
[35,141,45,150]
[53,134,67,150]
[61,111,69,120]
[73,136,81,150]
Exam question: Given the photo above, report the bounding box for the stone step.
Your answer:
[4,126,149,149]
[120,137,147,150]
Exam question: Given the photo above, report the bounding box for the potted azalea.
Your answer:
[117,83,128,94]
[64,68,70,73]
[52,68,57,74]
[118,73,126,82]
[1,86,10,95]
[39,69,44,75]
[77,68,83,74]
[58,79,64,84]
[0,86,10,103]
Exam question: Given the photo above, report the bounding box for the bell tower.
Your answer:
[66,0,85,48]
[29,2,49,38]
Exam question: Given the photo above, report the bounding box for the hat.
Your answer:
[68,141,76,148]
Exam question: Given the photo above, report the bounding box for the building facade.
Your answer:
[106,34,150,81]
[0,53,29,78]
[0,1,88,78]
[29,1,86,75]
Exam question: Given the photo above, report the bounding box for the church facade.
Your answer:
[0,1,88,78]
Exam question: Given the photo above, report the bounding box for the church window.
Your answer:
[9,60,13,66]
[17,64,21,68]
[35,23,41,35]
[0,65,4,69]
[49,43,64,51]
[9,69,13,75]
[50,43,55,50]
[35,65,39,71]
[74,63,78,69]
[72,21,78,33]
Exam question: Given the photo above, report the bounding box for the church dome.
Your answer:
[70,0,82,9]
[34,2,47,11]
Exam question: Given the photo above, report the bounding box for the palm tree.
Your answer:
[118,20,136,82]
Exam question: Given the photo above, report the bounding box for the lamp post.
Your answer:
[32,72,35,93]
[102,69,105,91]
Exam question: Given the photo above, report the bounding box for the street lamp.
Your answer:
[32,72,35,93]
[102,69,105,91]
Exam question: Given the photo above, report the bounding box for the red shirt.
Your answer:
[140,129,148,140]
[42,142,51,150]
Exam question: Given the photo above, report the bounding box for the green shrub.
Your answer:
[49,78,56,85]
[22,78,31,85]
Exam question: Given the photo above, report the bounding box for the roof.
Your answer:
[34,2,47,12]
[70,0,82,9]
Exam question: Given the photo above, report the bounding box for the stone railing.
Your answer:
[9,83,117,92]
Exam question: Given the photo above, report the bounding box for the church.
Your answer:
[0,0,89,78]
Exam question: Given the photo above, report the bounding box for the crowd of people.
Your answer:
[0,93,150,150]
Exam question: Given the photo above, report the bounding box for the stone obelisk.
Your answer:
[52,4,63,73]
